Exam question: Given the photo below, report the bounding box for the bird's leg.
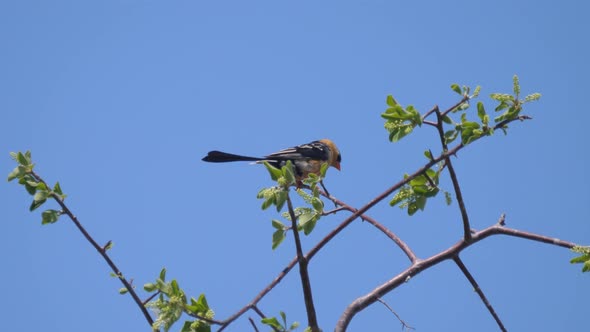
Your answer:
[319,180,338,207]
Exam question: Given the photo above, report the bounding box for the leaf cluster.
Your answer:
[383,76,540,215]
[143,268,214,332]
[261,311,300,332]
[390,165,451,215]
[257,162,327,249]
[381,95,422,142]
[571,246,590,272]
[8,151,65,224]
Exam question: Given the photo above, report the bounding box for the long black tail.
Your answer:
[202,151,262,163]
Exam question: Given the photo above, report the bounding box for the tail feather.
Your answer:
[202,151,262,163]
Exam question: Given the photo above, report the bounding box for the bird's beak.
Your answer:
[333,162,341,171]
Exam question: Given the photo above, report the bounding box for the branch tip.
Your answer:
[498,213,506,226]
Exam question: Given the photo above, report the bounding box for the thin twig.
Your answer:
[142,290,160,306]
[285,191,320,331]
[30,171,154,327]
[435,108,472,241]
[453,256,506,332]
[251,305,267,319]
[322,206,347,216]
[376,297,415,331]
[441,95,470,117]
[325,195,417,263]
[248,318,260,332]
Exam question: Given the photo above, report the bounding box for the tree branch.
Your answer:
[376,297,415,330]
[335,220,580,331]
[326,195,417,263]
[30,171,154,327]
[248,317,260,332]
[285,191,320,331]
[434,107,472,241]
[453,256,506,332]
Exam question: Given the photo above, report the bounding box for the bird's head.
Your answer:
[319,138,341,171]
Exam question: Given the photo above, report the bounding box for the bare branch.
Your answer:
[248,317,260,332]
[335,222,580,331]
[453,256,506,332]
[142,291,160,306]
[30,171,154,327]
[376,298,415,330]
[285,192,320,331]
[322,206,347,216]
[435,108,472,241]
[326,195,417,263]
[441,95,470,117]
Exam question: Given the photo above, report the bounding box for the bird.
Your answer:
[202,139,341,184]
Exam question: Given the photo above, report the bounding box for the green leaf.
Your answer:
[472,85,481,98]
[10,165,31,182]
[275,191,287,212]
[263,162,282,181]
[570,255,590,264]
[196,293,209,310]
[261,317,283,329]
[298,212,315,228]
[280,311,287,326]
[272,219,285,230]
[415,195,427,211]
[423,150,433,160]
[187,294,210,314]
[170,279,180,295]
[477,102,486,122]
[53,182,63,196]
[156,278,167,292]
[41,209,61,225]
[444,130,458,144]
[458,102,470,111]
[261,196,275,210]
[272,229,286,250]
[407,202,418,216]
[144,283,158,292]
[425,168,437,181]
[389,123,414,142]
[382,104,404,118]
[319,162,329,178]
[451,83,462,95]
[29,198,46,212]
[386,95,398,107]
[119,287,129,295]
[409,175,426,186]
[442,115,453,124]
[298,211,318,235]
[16,152,30,166]
[33,189,49,202]
[7,167,20,181]
[282,160,295,185]
[159,268,167,281]
[311,197,324,212]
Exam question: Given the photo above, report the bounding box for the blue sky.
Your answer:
[2,1,589,331]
